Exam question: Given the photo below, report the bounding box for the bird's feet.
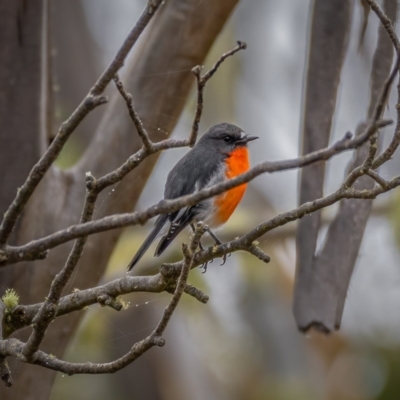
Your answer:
[200,261,209,273]
[191,224,208,272]
[192,224,229,271]
[205,226,229,266]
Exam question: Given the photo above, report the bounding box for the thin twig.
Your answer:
[373,80,400,168]
[154,223,204,336]
[247,245,270,264]
[365,0,400,50]
[189,41,247,146]
[94,138,188,192]
[113,74,153,150]
[365,169,390,189]
[0,0,163,246]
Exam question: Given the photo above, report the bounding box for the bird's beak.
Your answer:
[244,135,259,143]
[237,135,259,145]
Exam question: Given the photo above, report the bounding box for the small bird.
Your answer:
[127,123,258,271]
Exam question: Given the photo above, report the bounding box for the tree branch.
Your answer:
[113,74,153,150]
[364,0,400,50]
[0,223,202,376]
[4,167,400,339]
[1,118,390,266]
[6,267,208,337]
[189,41,247,146]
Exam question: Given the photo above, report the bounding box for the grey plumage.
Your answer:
[127,123,257,271]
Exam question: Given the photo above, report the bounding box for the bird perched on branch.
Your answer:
[127,123,258,271]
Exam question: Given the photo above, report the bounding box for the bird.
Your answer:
[127,123,258,271]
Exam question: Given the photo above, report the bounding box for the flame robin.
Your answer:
[127,123,258,271]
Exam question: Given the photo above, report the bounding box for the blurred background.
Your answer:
[48,0,400,399]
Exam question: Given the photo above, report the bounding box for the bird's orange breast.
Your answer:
[214,147,250,225]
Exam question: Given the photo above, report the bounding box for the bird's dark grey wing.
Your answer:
[164,145,224,200]
[153,145,224,256]
[154,208,195,256]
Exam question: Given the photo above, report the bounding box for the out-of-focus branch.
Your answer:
[0,1,48,225]
[1,118,390,266]
[0,0,163,246]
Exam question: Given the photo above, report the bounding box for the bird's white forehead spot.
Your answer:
[240,131,246,139]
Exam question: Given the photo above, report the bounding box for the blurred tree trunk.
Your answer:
[0,1,239,399]
[0,0,48,227]
[294,0,353,332]
[50,0,102,150]
[294,0,396,333]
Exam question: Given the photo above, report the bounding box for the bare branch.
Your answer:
[0,336,157,375]
[2,0,400,384]
[6,266,208,337]
[113,74,153,150]
[0,224,203,376]
[172,174,400,273]
[247,245,271,264]
[373,71,400,168]
[5,167,400,338]
[97,294,123,311]
[364,0,400,50]
[189,41,247,146]
[94,138,188,193]
[154,223,204,336]
[0,0,163,245]
[0,118,390,266]
[365,169,390,189]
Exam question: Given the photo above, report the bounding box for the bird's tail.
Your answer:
[155,218,191,257]
[127,215,169,271]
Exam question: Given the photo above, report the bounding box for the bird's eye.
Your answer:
[223,135,233,143]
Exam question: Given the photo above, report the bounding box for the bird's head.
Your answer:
[198,123,258,153]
